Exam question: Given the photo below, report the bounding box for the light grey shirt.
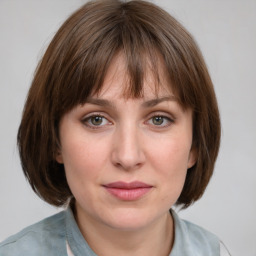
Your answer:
[0,208,231,255]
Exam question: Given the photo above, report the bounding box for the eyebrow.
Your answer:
[141,96,177,107]
[85,96,177,108]
[85,98,116,108]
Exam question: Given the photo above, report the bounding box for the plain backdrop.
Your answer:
[0,0,255,255]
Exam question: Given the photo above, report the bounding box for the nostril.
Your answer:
[111,147,145,171]
[113,161,143,171]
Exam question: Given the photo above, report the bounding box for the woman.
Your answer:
[0,0,230,255]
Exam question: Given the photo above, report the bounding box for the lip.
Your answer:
[103,181,153,201]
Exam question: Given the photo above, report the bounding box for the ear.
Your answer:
[187,147,198,169]
[55,150,64,164]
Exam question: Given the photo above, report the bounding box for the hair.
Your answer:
[18,0,221,208]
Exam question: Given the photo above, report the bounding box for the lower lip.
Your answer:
[104,187,152,201]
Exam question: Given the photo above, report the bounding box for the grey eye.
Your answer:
[90,116,104,125]
[152,116,164,125]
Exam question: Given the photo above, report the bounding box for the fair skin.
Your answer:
[57,53,197,256]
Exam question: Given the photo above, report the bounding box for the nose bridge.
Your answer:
[111,121,145,170]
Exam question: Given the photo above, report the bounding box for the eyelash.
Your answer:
[81,113,174,130]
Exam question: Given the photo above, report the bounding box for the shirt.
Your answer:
[0,208,231,255]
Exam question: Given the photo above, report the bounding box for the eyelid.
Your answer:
[147,111,176,121]
[81,112,105,121]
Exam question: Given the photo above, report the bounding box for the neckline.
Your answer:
[65,207,97,256]
[64,207,213,256]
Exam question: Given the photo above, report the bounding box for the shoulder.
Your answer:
[171,210,221,255]
[0,211,67,256]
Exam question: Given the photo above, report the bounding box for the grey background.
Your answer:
[0,0,255,255]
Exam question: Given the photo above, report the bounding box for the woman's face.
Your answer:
[57,53,196,231]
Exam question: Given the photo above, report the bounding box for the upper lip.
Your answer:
[103,181,153,189]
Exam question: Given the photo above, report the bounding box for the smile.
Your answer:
[103,181,153,201]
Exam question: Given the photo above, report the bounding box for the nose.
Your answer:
[111,124,145,171]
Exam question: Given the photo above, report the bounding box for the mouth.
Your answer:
[103,181,153,201]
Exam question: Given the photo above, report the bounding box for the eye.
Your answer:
[147,115,174,128]
[90,116,104,126]
[152,116,165,125]
[82,114,112,128]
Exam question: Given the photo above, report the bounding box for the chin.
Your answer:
[100,207,160,231]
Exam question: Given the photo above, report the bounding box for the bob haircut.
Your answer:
[18,0,221,208]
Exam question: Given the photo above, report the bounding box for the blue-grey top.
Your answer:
[0,208,223,256]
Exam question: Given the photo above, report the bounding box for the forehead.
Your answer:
[93,52,175,100]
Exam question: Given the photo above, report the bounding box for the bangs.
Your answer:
[49,0,198,117]
[55,24,166,117]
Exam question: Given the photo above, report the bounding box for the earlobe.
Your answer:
[187,147,198,169]
[55,152,63,164]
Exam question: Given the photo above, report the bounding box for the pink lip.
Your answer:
[103,181,153,201]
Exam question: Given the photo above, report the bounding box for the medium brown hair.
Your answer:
[18,0,221,208]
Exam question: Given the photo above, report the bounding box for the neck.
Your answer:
[75,208,174,256]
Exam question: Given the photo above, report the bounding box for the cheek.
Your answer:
[62,141,101,205]
[61,134,113,197]
[61,133,108,171]
[149,135,192,173]
[147,136,191,201]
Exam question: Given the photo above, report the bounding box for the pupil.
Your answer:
[92,116,102,125]
[153,116,163,125]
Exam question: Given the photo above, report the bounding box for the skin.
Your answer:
[57,53,197,256]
